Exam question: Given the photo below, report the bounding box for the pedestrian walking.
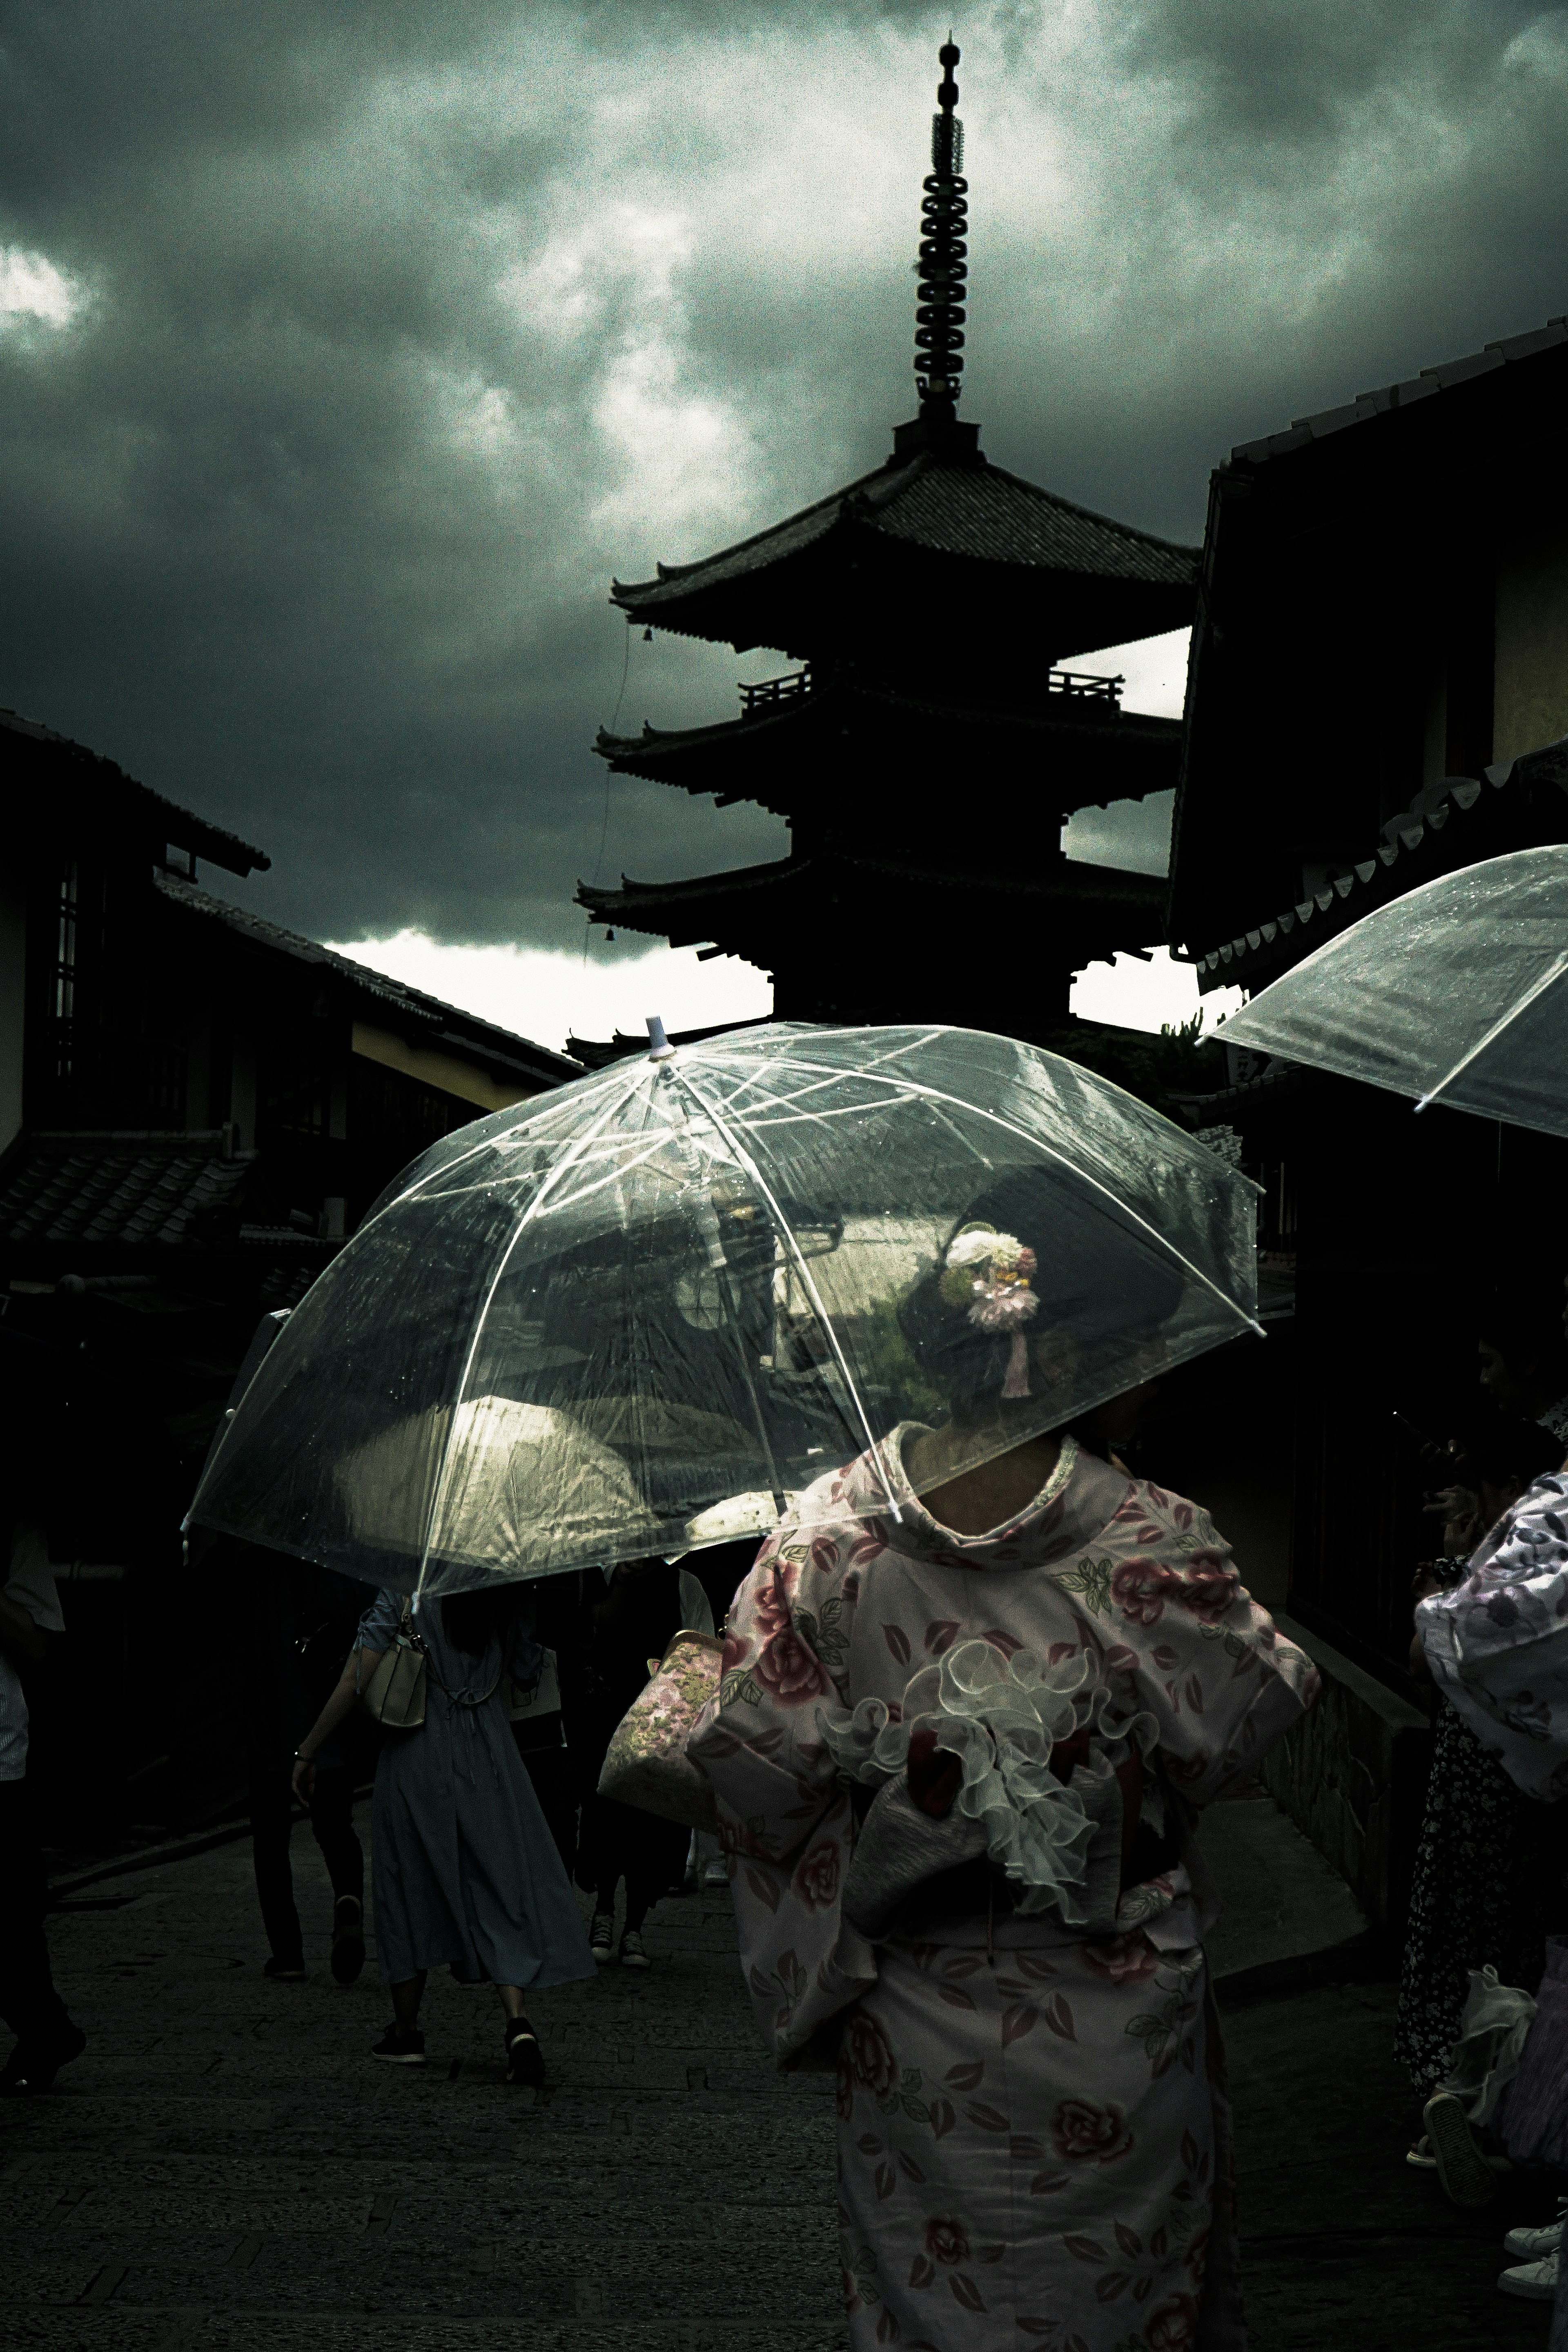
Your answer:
[565,1556,710,1967]
[1397,1415,1568,2161]
[292,1583,595,2081]
[235,1542,373,1984]
[693,1184,1318,2351]
[0,1481,85,2096]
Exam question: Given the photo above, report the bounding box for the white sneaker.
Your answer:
[1499,2250,1559,2301]
[703,1860,729,1887]
[1505,2205,1566,2261]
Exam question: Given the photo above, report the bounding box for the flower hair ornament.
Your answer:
[941,1223,1039,1399]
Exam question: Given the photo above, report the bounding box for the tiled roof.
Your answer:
[613,450,1197,610]
[0,1132,259,1248]
[1191,736,1568,983]
[1228,316,1568,468]
[154,875,581,1084]
[1,708,270,878]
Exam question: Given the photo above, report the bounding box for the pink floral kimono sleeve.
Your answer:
[690,1528,878,2068]
[1074,1481,1319,1800]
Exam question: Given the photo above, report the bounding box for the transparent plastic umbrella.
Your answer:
[1218,847,1568,1137]
[187,1021,1262,1597]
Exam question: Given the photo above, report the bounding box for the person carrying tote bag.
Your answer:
[293,1582,595,2080]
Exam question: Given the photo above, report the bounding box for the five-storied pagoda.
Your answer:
[579,43,1196,1039]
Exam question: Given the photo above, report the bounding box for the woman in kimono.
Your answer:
[691,1186,1318,2352]
[292,1583,595,2080]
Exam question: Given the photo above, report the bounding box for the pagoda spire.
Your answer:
[896,38,980,461]
[915,38,967,419]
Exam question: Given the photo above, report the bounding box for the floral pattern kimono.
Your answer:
[1418,1471,1568,1800]
[690,1430,1317,2352]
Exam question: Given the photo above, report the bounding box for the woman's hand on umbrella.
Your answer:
[292,1752,316,1804]
[1425,1483,1481,1556]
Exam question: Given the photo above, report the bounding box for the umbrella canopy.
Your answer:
[187,1022,1261,1596]
[1218,847,1568,1137]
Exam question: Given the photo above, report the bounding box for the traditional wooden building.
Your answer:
[1165,316,1568,1927]
[579,42,1197,1034]
[0,706,578,1833]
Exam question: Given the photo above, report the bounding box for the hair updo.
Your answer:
[896,1171,1189,1421]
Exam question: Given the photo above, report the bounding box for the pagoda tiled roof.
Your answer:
[612,446,1197,637]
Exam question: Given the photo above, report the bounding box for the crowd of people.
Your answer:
[9,1223,1568,2343]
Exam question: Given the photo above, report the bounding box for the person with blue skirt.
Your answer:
[292,1581,595,2081]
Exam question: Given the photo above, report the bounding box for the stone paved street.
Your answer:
[5,1809,843,2351]
[4,1800,1564,2350]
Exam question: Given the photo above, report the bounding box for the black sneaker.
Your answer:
[370,2024,426,2065]
[330,1896,365,1985]
[263,1956,307,1982]
[590,1911,615,1964]
[505,2019,545,2086]
[0,2023,86,2098]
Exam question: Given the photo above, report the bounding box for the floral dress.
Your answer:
[1417,1473,1568,1799]
[690,1430,1317,2352]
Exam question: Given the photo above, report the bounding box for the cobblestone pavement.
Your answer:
[5,1803,1564,2351]
[4,1806,844,2351]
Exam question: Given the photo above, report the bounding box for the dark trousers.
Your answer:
[247,1753,363,1965]
[0,1774,72,2051]
[515,1728,577,1880]
[568,1702,686,1929]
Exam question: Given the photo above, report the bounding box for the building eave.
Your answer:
[153,876,581,1086]
[1,708,271,877]
[1185,735,1568,990]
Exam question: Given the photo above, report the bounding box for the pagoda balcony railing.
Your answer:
[1046,668,1123,704]
[738,665,812,714]
[735,662,1124,716]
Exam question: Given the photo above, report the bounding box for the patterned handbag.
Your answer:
[597,1628,723,1833]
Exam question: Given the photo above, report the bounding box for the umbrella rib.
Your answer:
[742,1054,1262,1334]
[676,1065,906,1524]
[363,1064,632,1225]
[412,1058,651,1606]
[535,1132,687,1222]
[1414,950,1568,1114]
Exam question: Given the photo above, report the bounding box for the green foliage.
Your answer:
[850,1291,946,1422]
[1038,1011,1226,1119]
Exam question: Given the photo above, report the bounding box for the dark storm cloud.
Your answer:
[2,2,1568,953]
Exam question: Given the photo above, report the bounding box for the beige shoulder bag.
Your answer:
[359,1599,428,1731]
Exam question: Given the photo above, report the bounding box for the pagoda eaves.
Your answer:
[594,668,1183,820]
[576,846,1165,1029]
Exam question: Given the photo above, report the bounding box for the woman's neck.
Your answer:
[904,1419,1063,1538]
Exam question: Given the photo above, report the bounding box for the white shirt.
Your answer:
[0,1518,64,1781]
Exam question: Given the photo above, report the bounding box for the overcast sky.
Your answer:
[4,3,1567,1045]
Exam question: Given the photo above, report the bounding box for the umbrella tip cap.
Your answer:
[646,1015,676,1061]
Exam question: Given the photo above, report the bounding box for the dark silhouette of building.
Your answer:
[579,42,1197,1036]
[1164,316,1568,1931]
[0,705,579,1839]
